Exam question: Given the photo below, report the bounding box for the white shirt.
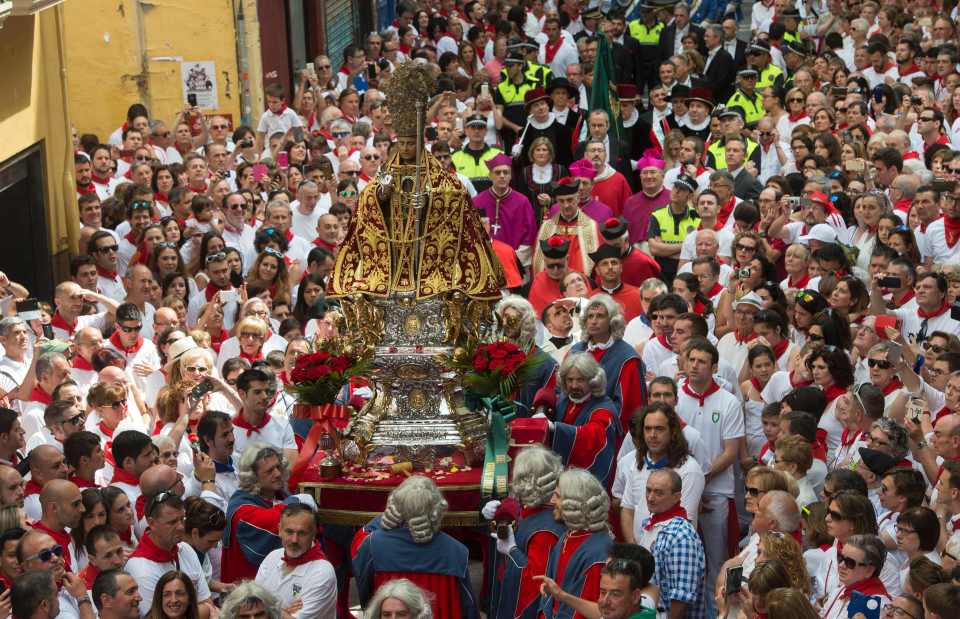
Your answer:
[621,455,705,541]
[222,223,258,273]
[922,218,960,265]
[255,548,337,619]
[641,337,674,379]
[97,273,127,302]
[232,413,297,459]
[538,39,579,77]
[290,201,330,242]
[675,384,744,496]
[716,332,753,376]
[216,332,288,373]
[92,176,120,201]
[256,108,303,139]
[816,539,902,602]
[127,540,213,616]
[679,229,734,261]
[890,302,960,345]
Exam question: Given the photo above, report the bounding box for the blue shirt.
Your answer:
[653,517,707,618]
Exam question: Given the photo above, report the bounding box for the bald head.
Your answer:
[98,366,127,387]
[139,464,179,497]
[39,479,76,505]
[891,174,920,199]
[153,307,179,331]
[0,464,24,507]
[29,445,67,484]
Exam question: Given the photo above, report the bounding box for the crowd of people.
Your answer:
[6,0,960,617]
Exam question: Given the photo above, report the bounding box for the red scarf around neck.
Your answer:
[788,272,810,289]
[110,467,140,487]
[735,330,758,345]
[644,504,688,530]
[772,337,789,361]
[72,355,94,372]
[108,329,145,355]
[50,311,77,336]
[31,521,74,570]
[841,576,888,600]
[788,112,808,122]
[204,281,228,302]
[716,196,736,229]
[656,333,673,352]
[96,264,118,279]
[69,475,97,489]
[892,288,915,308]
[24,479,43,496]
[544,39,564,63]
[682,380,721,407]
[29,386,52,406]
[918,300,951,319]
[233,411,269,436]
[823,384,847,405]
[282,542,326,567]
[130,533,179,566]
[706,282,724,298]
[750,376,765,393]
[77,182,96,196]
[91,173,113,186]
[881,378,903,396]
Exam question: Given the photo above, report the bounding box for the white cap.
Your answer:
[735,292,765,311]
[799,223,837,245]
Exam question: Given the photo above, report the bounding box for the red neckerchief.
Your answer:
[788,272,810,289]
[692,299,706,315]
[788,112,808,122]
[117,526,133,545]
[813,428,828,462]
[81,565,99,590]
[918,300,951,319]
[656,333,673,352]
[233,411,269,437]
[188,181,208,193]
[841,577,888,600]
[204,281,227,302]
[892,288,915,308]
[31,522,74,569]
[77,182,96,195]
[750,377,764,392]
[99,420,116,439]
[716,196,736,228]
[284,228,294,243]
[933,406,953,427]
[682,380,721,407]
[109,329,145,355]
[644,504,688,530]
[902,151,920,161]
[282,542,326,567]
[544,39,564,63]
[881,378,903,396]
[789,528,803,546]
[124,229,138,246]
[313,237,338,252]
[110,467,140,486]
[96,265,118,279]
[24,479,43,496]
[899,63,922,76]
[893,198,912,214]
[72,355,94,372]
[735,330,758,345]
[823,384,847,406]
[91,173,113,186]
[135,495,146,521]
[944,216,960,248]
[790,371,813,388]
[758,441,773,461]
[69,475,97,489]
[29,386,52,406]
[155,191,169,204]
[130,533,179,566]
[840,427,864,448]
[771,338,789,361]
[706,282,724,297]
[239,349,264,364]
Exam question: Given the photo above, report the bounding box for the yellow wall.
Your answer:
[63,0,243,139]
[0,8,77,259]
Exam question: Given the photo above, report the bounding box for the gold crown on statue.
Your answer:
[382,62,437,137]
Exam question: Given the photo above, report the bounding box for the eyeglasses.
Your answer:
[262,247,284,260]
[342,170,360,176]
[919,116,937,122]
[827,509,847,521]
[24,544,64,563]
[545,263,566,270]
[883,605,919,619]
[183,365,210,374]
[239,331,263,340]
[97,245,120,254]
[131,201,152,211]
[759,131,773,137]
[362,154,380,160]
[157,241,178,250]
[745,486,763,497]
[339,190,358,197]
[735,243,757,253]
[867,358,893,369]
[922,341,946,354]
[835,107,848,112]
[807,333,825,342]
[332,131,350,138]
[788,97,805,103]
[205,251,227,264]
[63,413,85,425]
[135,155,152,162]
[317,64,331,70]
[110,400,127,409]
[227,202,245,211]
[211,124,229,130]
[838,553,870,570]
[119,323,142,333]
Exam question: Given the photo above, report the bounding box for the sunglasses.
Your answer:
[788,97,805,103]
[545,263,566,270]
[745,486,763,497]
[332,131,350,138]
[97,245,120,254]
[146,490,179,516]
[362,155,380,161]
[239,331,263,340]
[131,201,152,211]
[922,341,946,353]
[183,365,210,374]
[119,324,142,333]
[735,243,757,252]
[919,117,937,122]
[110,400,126,409]
[827,509,847,521]
[867,358,893,369]
[205,251,228,264]
[211,124,229,130]
[157,241,178,250]
[807,333,825,342]
[25,544,64,563]
[339,190,358,197]
[838,553,870,570]
[63,413,85,425]
[262,247,284,260]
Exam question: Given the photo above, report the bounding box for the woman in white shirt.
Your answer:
[894,507,943,592]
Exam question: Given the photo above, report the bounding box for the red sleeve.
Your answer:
[350,526,371,559]
[516,530,560,614]
[567,408,616,469]
[234,503,285,532]
[616,357,646,433]
[572,563,604,619]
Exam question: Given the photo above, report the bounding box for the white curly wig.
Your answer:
[380,475,448,544]
[557,468,610,532]
[365,578,433,619]
[220,581,282,619]
[558,352,607,398]
[495,295,538,349]
[237,443,289,494]
[578,293,626,341]
[511,445,562,508]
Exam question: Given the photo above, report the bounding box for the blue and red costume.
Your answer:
[514,347,558,417]
[221,490,304,583]
[538,529,611,619]
[353,524,479,619]
[569,339,647,438]
[489,506,565,619]
[551,395,621,487]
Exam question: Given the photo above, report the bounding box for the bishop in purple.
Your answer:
[547,158,614,223]
[473,153,537,266]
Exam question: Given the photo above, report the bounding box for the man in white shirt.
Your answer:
[89,145,120,201]
[125,493,213,616]
[870,271,960,344]
[255,504,337,618]
[674,337,744,602]
[0,317,33,401]
[538,17,578,77]
[190,410,239,505]
[716,293,763,374]
[263,200,313,268]
[923,182,960,264]
[290,180,326,242]
[186,252,240,330]
[221,192,258,269]
[231,368,298,465]
[87,232,127,303]
[16,531,96,619]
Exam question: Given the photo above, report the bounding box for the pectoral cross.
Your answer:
[491,221,502,235]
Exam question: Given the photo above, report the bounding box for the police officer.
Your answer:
[495,51,540,148]
[648,173,700,282]
[706,107,761,170]
[725,67,765,126]
[507,39,552,89]
[628,3,665,96]
[745,41,784,90]
[451,113,503,194]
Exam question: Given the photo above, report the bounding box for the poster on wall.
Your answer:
[181,61,219,109]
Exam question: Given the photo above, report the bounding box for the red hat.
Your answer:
[685,87,715,109]
[617,84,638,101]
[524,87,550,110]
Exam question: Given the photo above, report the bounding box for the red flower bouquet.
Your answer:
[454,340,543,400]
[285,338,371,405]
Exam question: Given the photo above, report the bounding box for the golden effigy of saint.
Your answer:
[327,63,504,300]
